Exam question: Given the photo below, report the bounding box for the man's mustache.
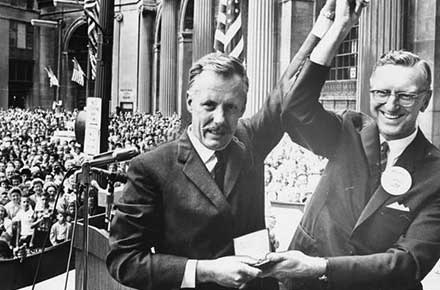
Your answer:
[205,125,230,134]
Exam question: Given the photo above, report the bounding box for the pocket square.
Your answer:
[386,202,410,212]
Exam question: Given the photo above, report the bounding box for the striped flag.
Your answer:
[214,0,244,60]
[84,0,100,80]
[44,67,59,87]
[72,57,85,86]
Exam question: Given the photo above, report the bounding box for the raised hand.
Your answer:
[334,0,369,25]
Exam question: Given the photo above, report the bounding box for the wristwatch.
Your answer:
[317,258,329,283]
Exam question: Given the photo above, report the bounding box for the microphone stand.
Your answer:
[80,161,91,290]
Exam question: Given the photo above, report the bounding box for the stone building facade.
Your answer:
[0,0,439,146]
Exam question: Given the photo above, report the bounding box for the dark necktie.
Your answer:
[213,151,226,192]
[380,141,389,173]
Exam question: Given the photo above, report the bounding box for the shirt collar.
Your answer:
[187,126,215,165]
[380,128,418,166]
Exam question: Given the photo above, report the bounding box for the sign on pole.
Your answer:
[84,97,102,156]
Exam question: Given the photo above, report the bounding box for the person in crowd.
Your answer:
[261,1,440,290]
[0,188,9,206]
[5,187,22,219]
[65,202,76,223]
[43,181,58,210]
[49,211,71,245]
[31,193,53,248]
[29,178,44,207]
[0,177,9,191]
[19,167,32,184]
[10,174,22,187]
[0,205,12,243]
[13,196,34,247]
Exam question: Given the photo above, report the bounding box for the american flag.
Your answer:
[72,57,85,86]
[214,0,244,60]
[84,0,100,80]
[44,67,59,87]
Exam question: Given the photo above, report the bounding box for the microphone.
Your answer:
[89,147,139,168]
[90,168,128,183]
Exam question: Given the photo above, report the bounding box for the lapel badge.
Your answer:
[381,166,412,196]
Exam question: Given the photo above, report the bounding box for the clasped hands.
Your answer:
[196,250,327,288]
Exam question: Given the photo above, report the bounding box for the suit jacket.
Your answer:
[106,84,286,290]
[281,60,440,290]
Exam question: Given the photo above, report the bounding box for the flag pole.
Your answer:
[86,45,91,99]
[93,0,113,154]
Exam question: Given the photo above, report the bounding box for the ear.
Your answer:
[186,92,193,113]
[420,90,432,112]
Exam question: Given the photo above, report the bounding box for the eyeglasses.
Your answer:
[370,89,429,107]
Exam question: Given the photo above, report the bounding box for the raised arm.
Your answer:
[280,0,362,158]
[244,0,340,158]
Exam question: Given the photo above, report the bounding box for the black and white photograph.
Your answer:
[0,0,439,289]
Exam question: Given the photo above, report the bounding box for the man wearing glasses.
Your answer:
[260,8,440,290]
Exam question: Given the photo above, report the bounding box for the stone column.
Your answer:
[138,7,155,113]
[0,19,10,109]
[152,42,160,112]
[192,0,214,62]
[111,10,122,113]
[177,32,193,126]
[159,0,178,115]
[279,0,293,75]
[411,0,440,147]
[279,0,314,75]
[245,0,275,117]
[357,0,405,114]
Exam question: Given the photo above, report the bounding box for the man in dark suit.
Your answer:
[106,35,326,288]
[261,1,440,290]
[107,50,287,290]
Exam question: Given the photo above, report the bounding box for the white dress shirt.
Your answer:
[380,128,418,169]
[180,126,219,288]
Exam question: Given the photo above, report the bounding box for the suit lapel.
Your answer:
[223,137,247,198]
[353,129,426,231]
[360,123,380,193]
[178,132,230,211]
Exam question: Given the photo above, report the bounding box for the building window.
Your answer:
[9,21,33,50]
[9,59,34,82]
[10,22,17,48]
[26,24,33,49]
[328,25,358,81]
[321,99,356,113]
[17,23,26,49]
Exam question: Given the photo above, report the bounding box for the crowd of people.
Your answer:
[265,136,327,204]
[0,107,324,260]
[0,108,183,260]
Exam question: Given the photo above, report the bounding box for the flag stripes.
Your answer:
[214,0,244,60]
[84,0,100,80]
[72,57,85,86]
[44,67,59,87]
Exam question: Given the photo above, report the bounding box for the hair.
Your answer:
[187,52,249,97]
[8,186,22,199]
[374,50,432,90]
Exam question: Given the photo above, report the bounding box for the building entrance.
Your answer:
[66,23,91,111]
[8,59,33,109]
